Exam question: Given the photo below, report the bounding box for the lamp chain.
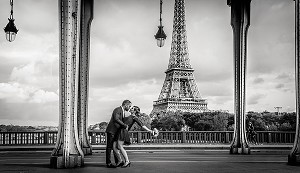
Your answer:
[160,0,163,26]
[10,0,14,19]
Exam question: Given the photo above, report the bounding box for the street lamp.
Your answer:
[4,0,18,42]
[154,0,167,47]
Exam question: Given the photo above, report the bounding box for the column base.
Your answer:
[288,153,300,165]
[230,146,251,154]
[82,147,93,155]
[50,155,84,168]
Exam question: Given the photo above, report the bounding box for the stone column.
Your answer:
[50,0,84,168]
[227,0,251,154]
[77,0,94,156]
[289,0,300,165]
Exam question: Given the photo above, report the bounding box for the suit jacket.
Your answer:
[105,106,127,134]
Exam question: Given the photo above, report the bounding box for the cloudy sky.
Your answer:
[0,0,296,126]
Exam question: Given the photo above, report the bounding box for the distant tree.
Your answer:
[89,122,108,131]
[212,113,229,131]
[27,126,36,131]
[194,118,213,131]
[278,122,293,131]
[98,122,108,131]
[227,114,234,131]
[4,125,28,132]
[266,123,278,131]
[0,125,7,132]
[150,118,162,130]
[183,111,232,131]
[151,111,185,131]
[246,111,296,131]
[246,112,267,131]
[182,112,202,130]
[261,112,279,125]
[279,112,296,131]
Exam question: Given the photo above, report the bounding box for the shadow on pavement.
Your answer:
[3,163,50,169]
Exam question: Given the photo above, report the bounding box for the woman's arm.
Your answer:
[141,125,152,133]
[133,116,153,133]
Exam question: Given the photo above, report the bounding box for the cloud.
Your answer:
[275,83,284,89]
[276,73,294,82]
[247,93,266,105]
[0,83,30,103]
[270,2,286,11]
[0,82,58,104]
[10,60,57,90]
[30,89,58,104]
[248,1,294,75]
[252,77,264,84]
[0,81,58,126]
[199,80,233,98]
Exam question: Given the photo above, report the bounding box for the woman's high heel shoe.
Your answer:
[116,161,124,167]
[121,162,131,168]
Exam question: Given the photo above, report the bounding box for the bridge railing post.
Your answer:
[91,132,96,144]
[225,132,230,143]
[137,132,142,143]
[182,132,187,143]
[44,132,49,144]
[268,132,272,143]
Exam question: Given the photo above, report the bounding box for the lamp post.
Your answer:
[4,0,18,42]
[155,0,167,47]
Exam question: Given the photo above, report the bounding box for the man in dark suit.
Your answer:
[105,100,132,168]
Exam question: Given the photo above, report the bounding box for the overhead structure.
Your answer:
[151,0,207,116]
[50,0,93,168]
[227,0,251,154]
[289,0,300,165]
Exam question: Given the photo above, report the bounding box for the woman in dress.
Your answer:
[113,106,153,168]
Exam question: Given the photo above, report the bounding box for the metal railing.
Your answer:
[0,131,295,145]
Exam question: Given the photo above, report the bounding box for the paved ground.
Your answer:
[0,148,299,173]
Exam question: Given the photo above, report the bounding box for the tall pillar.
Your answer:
[289,0,300,165]
[50,0,84,168]
[227,0,251,154]
[78,0,93,156]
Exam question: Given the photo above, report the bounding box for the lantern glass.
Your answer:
[156,38,165,47]
[5,31,16,42]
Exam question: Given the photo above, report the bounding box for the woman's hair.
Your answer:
[131,106,140,116]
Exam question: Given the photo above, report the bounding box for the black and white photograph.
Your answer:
[0,0,300,172]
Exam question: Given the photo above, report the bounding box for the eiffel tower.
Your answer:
[151,0,207,116]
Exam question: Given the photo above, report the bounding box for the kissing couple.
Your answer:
[105,100,157,168]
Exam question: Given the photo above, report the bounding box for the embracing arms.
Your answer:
[133,116,153,133]
[113,108,128,129]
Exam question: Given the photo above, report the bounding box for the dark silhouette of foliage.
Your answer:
[151,111,185,131]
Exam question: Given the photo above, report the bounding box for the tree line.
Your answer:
[1,111,296,132]
[150,111,296,131]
